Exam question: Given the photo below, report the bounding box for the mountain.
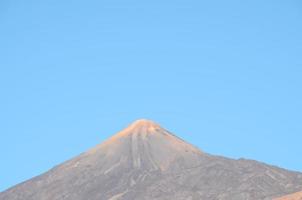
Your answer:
[1,119,302,200]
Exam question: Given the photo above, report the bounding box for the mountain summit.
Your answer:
[1,119,302,200]
[119,119,162,133]
[88,119,203,172]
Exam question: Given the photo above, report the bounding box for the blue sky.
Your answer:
[0,0,301,191]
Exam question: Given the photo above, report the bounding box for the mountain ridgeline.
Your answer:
[1,119,302,200]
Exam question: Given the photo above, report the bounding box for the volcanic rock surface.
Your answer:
[274,191,302,200]
[1,119,302,200]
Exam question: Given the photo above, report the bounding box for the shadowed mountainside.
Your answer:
[1,119,302,200]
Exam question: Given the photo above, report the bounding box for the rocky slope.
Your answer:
[274,191,302,200]
[1,119,302,200]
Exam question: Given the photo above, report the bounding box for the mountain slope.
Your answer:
[1,119,302,200]
[274,191,302,200]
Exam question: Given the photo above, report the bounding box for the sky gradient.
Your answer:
[1,0,302,192]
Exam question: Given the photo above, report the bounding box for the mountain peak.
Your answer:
[131,119,159,128]
[114,119,163,139]
[127,119,161,131]
[89,119,203,171]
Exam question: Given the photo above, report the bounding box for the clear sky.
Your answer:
[1,0,301,192]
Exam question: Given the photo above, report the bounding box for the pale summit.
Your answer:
[1,119,302,200]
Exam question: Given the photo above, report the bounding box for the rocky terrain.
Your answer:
[274,191,302,200]
[1,119,302,200]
